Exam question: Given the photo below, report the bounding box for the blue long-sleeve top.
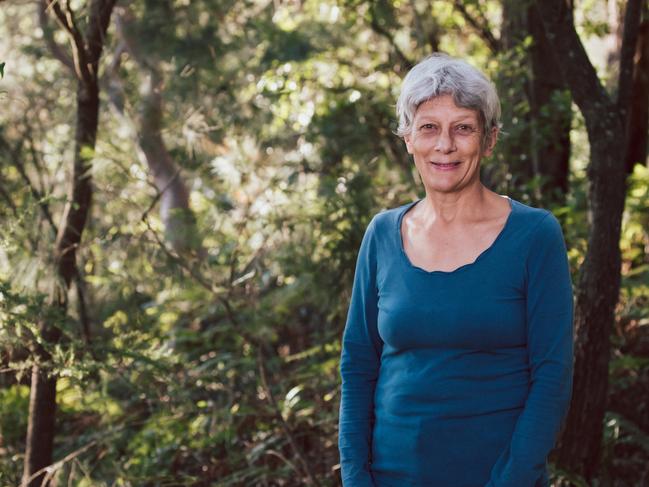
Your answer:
[338,197,574,487]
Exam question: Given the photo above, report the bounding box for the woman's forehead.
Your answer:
[414,95,479,120]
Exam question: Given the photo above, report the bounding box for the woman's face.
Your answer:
[403,94,496,195]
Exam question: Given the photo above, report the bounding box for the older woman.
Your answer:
[338,54,574,487]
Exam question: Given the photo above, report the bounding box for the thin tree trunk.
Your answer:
[22,367,57,486]
[22,2,116,485]
[534,0,643,480]
[108,6,201,254]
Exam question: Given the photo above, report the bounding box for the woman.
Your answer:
[338,53,574,487]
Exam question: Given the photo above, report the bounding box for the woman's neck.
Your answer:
[419,183,495,226]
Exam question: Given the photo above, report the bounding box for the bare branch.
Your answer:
[38,0,74,72]
[63,0,83,55]
[141,216,218,294]
[139,166,183,222]
[20,439,99,487]
[44,0,92,84]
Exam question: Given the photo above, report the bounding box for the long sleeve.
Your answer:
[338,216,383,487]
[486,213,574,487]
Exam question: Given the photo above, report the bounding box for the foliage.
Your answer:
[0,0,647,486]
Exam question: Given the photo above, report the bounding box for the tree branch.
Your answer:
[38,0,74,72]
[86,0,119,67]
[19,439,99,487]
[453,0,502,53]
[534,1,615,129]
[44,0,92,84]
[1,136,92,349]
[368,4,412,71]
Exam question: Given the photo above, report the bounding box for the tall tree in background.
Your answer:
[525,3,572,201]
[108,2,202,254]
[534,0,644,480]
[625,8,649,174]
[22,1,116,485]
[455,0,572,203]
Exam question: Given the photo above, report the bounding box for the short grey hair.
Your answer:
[396,53,501,149]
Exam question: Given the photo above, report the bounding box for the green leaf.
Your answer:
[0,62,4,78]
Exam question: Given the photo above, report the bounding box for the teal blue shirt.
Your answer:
[338,198,574,487]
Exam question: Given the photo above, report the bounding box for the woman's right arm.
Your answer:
[339,216,383,487]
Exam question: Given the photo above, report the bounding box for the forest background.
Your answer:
[0,0,648,486]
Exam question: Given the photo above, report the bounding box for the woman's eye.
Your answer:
[455,124,475,135]
[420,124,437,131]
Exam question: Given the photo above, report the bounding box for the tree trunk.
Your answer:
[499,0,535,186]
[557,136,626,479]
[110,6,201,254]
[23,72,100,487]
[22,2,116,485]
[499,0,572,204]
[22,367,57,486]
[137,70,197,252]
[528,6,572,201]
[533,0,642,480]
[625,18,649,173]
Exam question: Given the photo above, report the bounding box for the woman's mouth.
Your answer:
[429,161,461,171]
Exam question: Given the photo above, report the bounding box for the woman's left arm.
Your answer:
[486,212,574,487]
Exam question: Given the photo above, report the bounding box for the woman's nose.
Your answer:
[434,130,456,153]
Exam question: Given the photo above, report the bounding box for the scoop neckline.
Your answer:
[397,196,516,275]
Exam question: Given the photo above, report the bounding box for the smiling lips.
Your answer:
[429,161,462,171]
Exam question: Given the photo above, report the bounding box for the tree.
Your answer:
[22,1,116,485]
[625,10,649,174]
[534,0,644,480]
[474,0,572,203]
[106,3,203,254]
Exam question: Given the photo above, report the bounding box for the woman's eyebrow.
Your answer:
[415,115,478,123]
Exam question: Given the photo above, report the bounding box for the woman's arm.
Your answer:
[486,212,574,487]
[339,216,383,487]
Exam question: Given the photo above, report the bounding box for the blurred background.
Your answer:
[0,0,647,485]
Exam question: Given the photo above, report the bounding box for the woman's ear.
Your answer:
[403,133,414,154]
[483,126,499,156]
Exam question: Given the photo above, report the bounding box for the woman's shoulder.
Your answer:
[510,198,557,226]
[507,198,565,245]
[367,200,418,234]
